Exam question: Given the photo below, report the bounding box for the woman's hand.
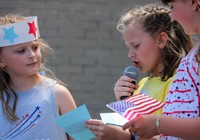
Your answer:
[114,75,138,100]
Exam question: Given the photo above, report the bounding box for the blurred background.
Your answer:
[0,0,159,119]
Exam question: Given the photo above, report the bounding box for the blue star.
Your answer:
[3,26,18,44]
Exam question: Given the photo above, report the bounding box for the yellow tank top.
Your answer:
[134,76,174,115]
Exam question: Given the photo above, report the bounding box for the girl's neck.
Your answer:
[9,74,43,93]
[150,70,162,78]
[192,34,200,46]
[152,60,164,77]
[192,12,200,34]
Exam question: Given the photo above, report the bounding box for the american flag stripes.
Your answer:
[106,94,164,120]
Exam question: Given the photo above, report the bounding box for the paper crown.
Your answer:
[0,16,40,47]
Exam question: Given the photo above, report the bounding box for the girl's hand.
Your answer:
[122,115,158,139]
[114,75,138,100]
[85,119,130,140]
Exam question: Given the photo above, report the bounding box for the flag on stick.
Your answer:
[106,94,164,120]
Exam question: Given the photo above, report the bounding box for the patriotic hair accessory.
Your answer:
[0,16,40,47]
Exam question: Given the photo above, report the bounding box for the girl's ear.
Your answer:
[157,32,168,49]
[190,0,200,11]
[0,58,6,68]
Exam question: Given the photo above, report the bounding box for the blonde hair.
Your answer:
[0,14,56,122]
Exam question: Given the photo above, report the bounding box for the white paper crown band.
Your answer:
[0,16,40,47]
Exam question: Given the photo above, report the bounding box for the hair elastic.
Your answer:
[156,115,162,137]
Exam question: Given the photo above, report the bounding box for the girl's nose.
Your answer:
[128,49,136,59]
[28,49,36,59]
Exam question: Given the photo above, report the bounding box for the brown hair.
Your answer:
[117,4,192,81]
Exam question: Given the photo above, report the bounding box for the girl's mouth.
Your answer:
[27,62,37,66]
[133,61,140,68]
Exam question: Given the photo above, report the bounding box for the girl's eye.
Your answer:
[17,49,25,53]
[32,44,39,50]
[127,43,140,49]
[170,6,173,9]
[132,44,139,49]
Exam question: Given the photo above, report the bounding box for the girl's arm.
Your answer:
[159,116,200,140]
[122,115,200,140]
[85,119,130,140]
[55,84,77,140]
[85,119,160,140]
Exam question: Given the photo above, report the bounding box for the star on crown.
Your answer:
[3,26,18,44]
[28,21,37,37]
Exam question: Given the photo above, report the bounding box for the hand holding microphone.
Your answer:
[114,66,139,100]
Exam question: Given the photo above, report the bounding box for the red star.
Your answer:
[28,21,37,37]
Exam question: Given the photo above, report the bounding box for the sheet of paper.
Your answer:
[100,112,128,126]
[55,104,95,140]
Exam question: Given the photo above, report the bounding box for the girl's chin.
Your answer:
[139,68,148,73]
[135,65,148,73]
[140,70,147,74]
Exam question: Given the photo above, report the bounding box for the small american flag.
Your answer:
[106,94,164,120]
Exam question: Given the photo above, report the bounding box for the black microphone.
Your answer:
[120,66,139,100]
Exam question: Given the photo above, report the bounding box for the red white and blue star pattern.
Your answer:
[161,47,200,140]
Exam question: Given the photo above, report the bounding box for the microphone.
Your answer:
[120,66,139,100]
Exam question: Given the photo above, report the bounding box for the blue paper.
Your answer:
[55,104,95,140]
